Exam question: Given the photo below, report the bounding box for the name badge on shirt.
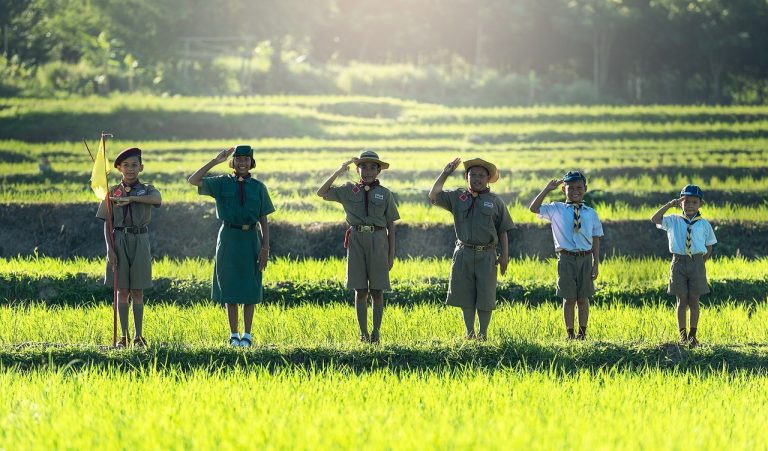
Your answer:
[135,189,146,196]
[483,201,493,208]
[374,193,384,200]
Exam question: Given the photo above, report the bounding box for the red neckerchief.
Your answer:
[356,179,380,216]
[466,187,490,217]
[233,172,252,206]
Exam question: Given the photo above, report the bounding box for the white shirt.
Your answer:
[537,202,604,252]
[658,215,717,255]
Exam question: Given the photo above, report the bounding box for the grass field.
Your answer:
[3,95,768,449]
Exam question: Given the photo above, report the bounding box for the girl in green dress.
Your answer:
[188,145,275,347]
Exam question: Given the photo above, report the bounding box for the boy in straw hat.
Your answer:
[429,157,513,340]
[529,171,603,340]
[317,149,400,344]
[651,184,716,347]
[96,147,162,348]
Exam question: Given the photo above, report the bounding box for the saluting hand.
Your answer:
[212,147,235,165]
[544,179,563,192]
[338,158,355,173]
[443,158,461,175]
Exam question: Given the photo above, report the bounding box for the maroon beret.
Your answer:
[114,147,142,167]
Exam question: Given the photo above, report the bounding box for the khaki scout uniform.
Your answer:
[433,189,514,310]
[96,182,160,289]
[323,182,400,290]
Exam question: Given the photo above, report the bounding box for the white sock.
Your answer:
[230,332,240,339]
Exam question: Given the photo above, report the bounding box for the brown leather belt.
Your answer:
[559,249,593,257]
[225,222,258,231]
[114,226,148,234]
[353,225,385,233]
[457,240,495,251]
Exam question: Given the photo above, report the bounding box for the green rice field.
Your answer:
[2,95,768,449]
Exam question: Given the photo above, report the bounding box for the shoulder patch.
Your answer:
[351,185,360,194]
[459,192,469,202]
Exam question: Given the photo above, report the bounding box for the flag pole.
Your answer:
[102,132,118,348]
[85,133,118,348]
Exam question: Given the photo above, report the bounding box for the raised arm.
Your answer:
[188,147,233,187]
[316,159,355,198]
[529,179,562,214]
[428,158,461,203]
[651,197,683,225]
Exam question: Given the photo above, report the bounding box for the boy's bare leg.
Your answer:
[130,289,144,339]
[688,295,700,345]
[117,289,131,341]
[355,289,369,339]
[370,289,384,342]
[477,310,492,340]
[676,296,689,341]
[563,298,576,338]
[242,304,255,335]
[226,303,239,334]
[576,298,589,339]
[462,308,476,338]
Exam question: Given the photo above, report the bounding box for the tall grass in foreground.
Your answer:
[0,365,766,450]
[1,303,767,346]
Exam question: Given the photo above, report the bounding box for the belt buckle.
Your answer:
[242,224,251,231]
[473,245,483,251]
[361,225,373,233]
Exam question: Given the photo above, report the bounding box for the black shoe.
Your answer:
[133,336,148,348]
[575,332,586,341]
[689,336,700,348]
[360,333,370,343]
[370,331,380,345]
[115,336,128,349]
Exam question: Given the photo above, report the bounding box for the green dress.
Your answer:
[199,175,275,304]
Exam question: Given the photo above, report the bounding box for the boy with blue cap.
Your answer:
[96,147,162,348]
[651,184,717,347]
[529,171,603,340]
[188,145,275,347]
[429,157,514,340]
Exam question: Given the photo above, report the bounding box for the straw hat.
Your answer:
[354,149,390,170]
[463,158,499,183]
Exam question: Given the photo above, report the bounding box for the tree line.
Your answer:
[1,0,766,104]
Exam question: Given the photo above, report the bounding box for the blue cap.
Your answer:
[233,145,253,157]
[562,170,587,183]
[680,184,704,199]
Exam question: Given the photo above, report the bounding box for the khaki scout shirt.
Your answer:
[96,182,160,227]
[434,189,514,245]
[324,182,400,227]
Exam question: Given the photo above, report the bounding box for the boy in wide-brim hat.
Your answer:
[428,157,513,340]
[529,170,604,340]
[651,184,717,347]
[96,147,162,348]
[317,149,400,344]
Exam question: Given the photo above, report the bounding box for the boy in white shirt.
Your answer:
[651,184,717,347]
[529,171,604,340]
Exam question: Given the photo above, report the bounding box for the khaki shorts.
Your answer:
[446,246,498,311]
[668,254,709,297]
[556,253,594,299]
[105,231,153,290]
[347,228,391,290]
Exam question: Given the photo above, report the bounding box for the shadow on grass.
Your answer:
[2,341,767,374]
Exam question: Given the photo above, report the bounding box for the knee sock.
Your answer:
[462,309,476,336]
[118,303,130,337]
[132,303,144,338]
[477,310,492,338]
[372,302,383,335]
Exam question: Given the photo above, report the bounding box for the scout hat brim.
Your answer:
[463,158,499,183]
[354,150,389,170]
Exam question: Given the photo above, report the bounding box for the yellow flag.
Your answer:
[90,136,110,199]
